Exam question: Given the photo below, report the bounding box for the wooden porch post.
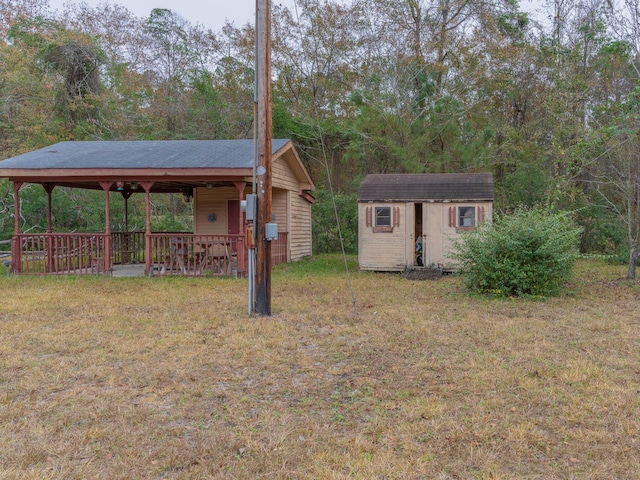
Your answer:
[234,181,247,223]
[42,183,55,234]
[121,190,133,231]
[99,182,113,273]
[120,190,134,264]
[140,182,155,275]
[234,181,247,276]
[43,183,55,272]
[11,181,23,273]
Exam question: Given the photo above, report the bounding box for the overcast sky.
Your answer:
[47,0,544,32]
[46,0,297,31]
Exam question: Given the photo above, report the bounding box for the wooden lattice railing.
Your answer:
[147,233,246,277]
[11,231,288,276]
[14,233,107,275]
[111,231,145,264]
[271,231,288,265]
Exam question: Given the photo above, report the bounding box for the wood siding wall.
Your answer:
[290,192,312,260]
[273,154,312,261]
[359,201,493,271]
[358,203,407,271]
[194,187,239,235]
[273,189,288,232]
[272,155,299,192]
[436,202,492,266]
[192,153,314,263]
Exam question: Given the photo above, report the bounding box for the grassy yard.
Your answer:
[0,256,639,479]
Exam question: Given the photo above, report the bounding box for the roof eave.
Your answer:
[1,167,254,182]
[359,198,494,203]
[274,140,316,191]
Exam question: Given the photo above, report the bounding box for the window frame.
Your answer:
[458,206,476,229]
[366,205,398,233]
[375,206,392,228]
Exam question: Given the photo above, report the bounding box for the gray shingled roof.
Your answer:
[358,173,494,202]
[0,139,290,169]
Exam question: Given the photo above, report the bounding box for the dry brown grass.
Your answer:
[0,257,639,479]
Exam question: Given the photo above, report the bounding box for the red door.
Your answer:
[227,200,240,235]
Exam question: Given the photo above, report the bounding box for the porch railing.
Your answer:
[111,231,145,264]
[11,230,288,276]
[148,233,245,277]
[14,233,107,275]
[271,231,288,265]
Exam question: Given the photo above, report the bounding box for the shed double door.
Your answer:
[413,203,426,267]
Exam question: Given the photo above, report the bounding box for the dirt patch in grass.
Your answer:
[0,259,639,478]
[402,267,445,281]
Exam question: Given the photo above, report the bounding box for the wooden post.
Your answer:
[121,190,133,263]
[121,190,133,231]
[140,182,155,276]
[11,181,23,274]
[255,0,272,315]
[43,183,55,234]
[234,181,247,230]
[43,183,55,272]
[234,181,247,277]
[99,182,114,273]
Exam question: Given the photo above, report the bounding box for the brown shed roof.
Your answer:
[358,173,494,203]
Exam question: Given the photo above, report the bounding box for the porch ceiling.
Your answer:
[46,177,252,194]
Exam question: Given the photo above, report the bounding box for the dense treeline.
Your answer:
[1,0,640,275]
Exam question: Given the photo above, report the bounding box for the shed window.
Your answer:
[375,207,391,227]
[458,207,475,227]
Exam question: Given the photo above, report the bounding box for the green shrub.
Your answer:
[452,207,582,297]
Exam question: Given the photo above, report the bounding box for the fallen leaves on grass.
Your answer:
[0,258,638,478]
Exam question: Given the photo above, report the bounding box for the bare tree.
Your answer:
[585,127,640,279]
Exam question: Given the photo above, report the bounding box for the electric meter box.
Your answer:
[243,194,257,221]
[265,222,278,241]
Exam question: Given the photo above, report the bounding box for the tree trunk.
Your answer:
[627,245,639,280]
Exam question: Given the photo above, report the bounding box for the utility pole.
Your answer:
[255,0,272,315]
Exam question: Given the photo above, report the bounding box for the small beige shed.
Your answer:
[358,173,494,271]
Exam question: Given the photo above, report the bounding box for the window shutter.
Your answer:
[393,207,400,227]
[448,206,455,228]
[366,206,372,227]
[478,206,485,224]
